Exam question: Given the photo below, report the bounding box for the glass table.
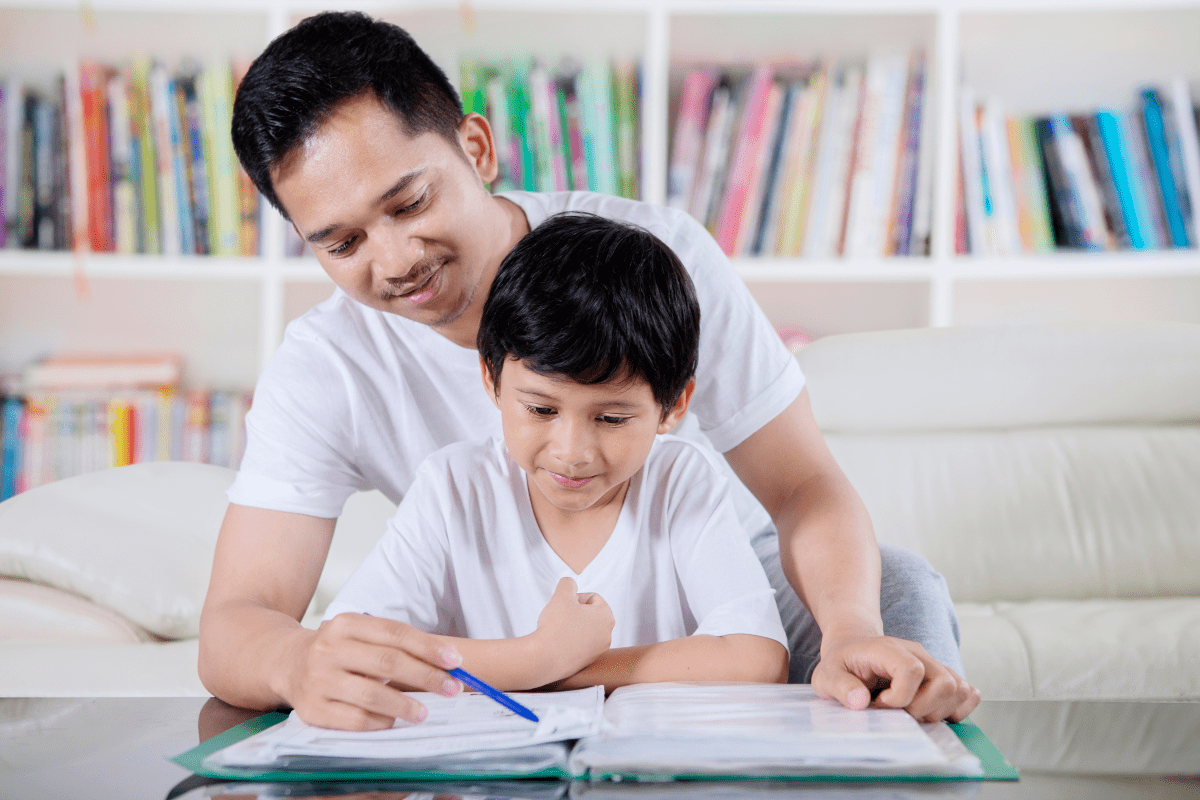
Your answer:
[1,697,1196,800]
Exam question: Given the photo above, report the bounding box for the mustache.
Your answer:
[383,255,452,296]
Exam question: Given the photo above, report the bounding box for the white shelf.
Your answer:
[3,0,1200,386]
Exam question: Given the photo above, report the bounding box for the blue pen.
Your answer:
[449,667,539,723]
[360,614,538,723]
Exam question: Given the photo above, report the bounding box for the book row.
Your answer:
[668,52,932,259]
[0,58,259,257]
[460,57,641,200]
[0,389,250,500]
[958,78,1200,255]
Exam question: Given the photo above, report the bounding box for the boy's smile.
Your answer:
[269,93,528,348]
[483,359,692,529]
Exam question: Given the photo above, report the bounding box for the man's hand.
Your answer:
[812,634,980,723]
[534,577,615,679]
[285,613,466,731]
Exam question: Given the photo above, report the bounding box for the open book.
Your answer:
[179,683,1016,782]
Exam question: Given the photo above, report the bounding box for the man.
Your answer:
[200,11,979,731]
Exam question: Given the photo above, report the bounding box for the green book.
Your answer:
[174,683,1018,784]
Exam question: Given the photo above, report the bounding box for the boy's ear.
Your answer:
[658,378,696,435]
[479,356,501,409]
[459,113,499,186]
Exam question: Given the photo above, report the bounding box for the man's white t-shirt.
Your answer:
[323,435,788,650]
[228,192,804,526]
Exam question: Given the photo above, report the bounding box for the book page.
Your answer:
[569,683,982,778]
[204,685,604,770]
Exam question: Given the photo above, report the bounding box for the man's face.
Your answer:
[483,358,690,517]
[271,94,505,340]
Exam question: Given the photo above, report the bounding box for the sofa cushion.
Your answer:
[0,462,233,639]
[958,598,1200,701]
[0,639,206,696]
[799,321,1200,432]
[0,578,154,645]
[826,426,1200,602]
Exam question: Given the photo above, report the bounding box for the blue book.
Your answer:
[168,79,196,256]
[2,396,24,501]
[1141,89,1189,247]
[1095,110,1152,251]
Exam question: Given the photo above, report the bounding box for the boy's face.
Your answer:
[271,94,519,344]
[482,358,693,516]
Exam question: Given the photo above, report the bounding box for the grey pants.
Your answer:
[752,534,964,684]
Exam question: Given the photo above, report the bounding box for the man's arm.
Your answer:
[723,388,980,722]
[199,503,464,730]
[550,634,788,692]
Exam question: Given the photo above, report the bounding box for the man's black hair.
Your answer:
[478,213,701,415]
[231,11,464,217]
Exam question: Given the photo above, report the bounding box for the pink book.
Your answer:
[668,68,718,210]
[714,66,774,255]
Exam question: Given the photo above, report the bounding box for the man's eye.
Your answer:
[395,192,427,215]
[329,235,357,256]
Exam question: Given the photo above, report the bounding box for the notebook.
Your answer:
[174,682,1018,783]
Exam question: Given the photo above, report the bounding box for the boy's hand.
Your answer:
[284,613,464,731]
[812,634,981,723]
[535,577,615,678]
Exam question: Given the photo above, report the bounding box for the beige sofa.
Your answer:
[1,321,1197,773]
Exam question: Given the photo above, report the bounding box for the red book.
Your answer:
[714,66,774,255]
[79,62,114,253]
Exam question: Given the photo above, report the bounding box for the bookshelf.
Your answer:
[2,0,1200,395]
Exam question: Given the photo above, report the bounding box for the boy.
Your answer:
[321,213,789,699]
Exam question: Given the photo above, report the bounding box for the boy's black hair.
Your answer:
[231,11,464,217]
[478,213,701,415]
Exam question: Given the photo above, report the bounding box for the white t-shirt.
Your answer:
[323,435,788,650]
[228,192,804,522]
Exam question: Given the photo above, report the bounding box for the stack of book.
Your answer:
[460,57,640,200]
[0,58,259,257]
[667,52,932,259]
[958,78,1200,255]
[0,354,251,501]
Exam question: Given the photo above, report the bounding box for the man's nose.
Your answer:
[370,223,424,283]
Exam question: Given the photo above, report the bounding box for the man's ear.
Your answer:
[480,356,501,410]
[459,113,499,186]
[658,377,696,435]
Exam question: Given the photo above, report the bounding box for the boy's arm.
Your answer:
[723,388,980,723]
[548,634,788,690]
[393,577,616,692]
[199,503,463,731]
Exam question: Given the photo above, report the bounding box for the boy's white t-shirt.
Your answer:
[323,435,788,650]
[228,192,804,522]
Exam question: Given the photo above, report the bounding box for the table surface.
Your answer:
[1,697,1197,800]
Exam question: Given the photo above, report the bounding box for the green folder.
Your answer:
[172,712,1018,783]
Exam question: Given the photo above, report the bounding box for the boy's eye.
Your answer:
[526,405,556,417]
[328,235,358,256]
[599,415,629,426]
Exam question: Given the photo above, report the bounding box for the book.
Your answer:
[714,65,774,255]
[1171,77,1200,245]
[179,683,1016,783]
[804,65,861,258]
[666,68,717,211]
[769,70,825,256]
[688,77,737,230]
[958,89,989,254]
[1074,114,1129,250]
[1126,108,1170,249]
[1141,88,1190,247]
[21,353,182,391]
[889,50,926,257]
[612,60,640,200]
[1006,117,1054,253]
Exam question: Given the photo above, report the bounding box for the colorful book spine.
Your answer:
[667,68,717,211]
[79,64,113,252]
[889,51,925,257]
[3,77,22,249]
[1095,109,1152,250]
[1140,88,1189,247]
[1170,77,1200,245]
[612,60,640,200]
[149,63,180,257]
[714,65,773,255]
[1,396,23,500]
[1125,108,1169,249]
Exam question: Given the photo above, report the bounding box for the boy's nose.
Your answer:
[551,418,597,469]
